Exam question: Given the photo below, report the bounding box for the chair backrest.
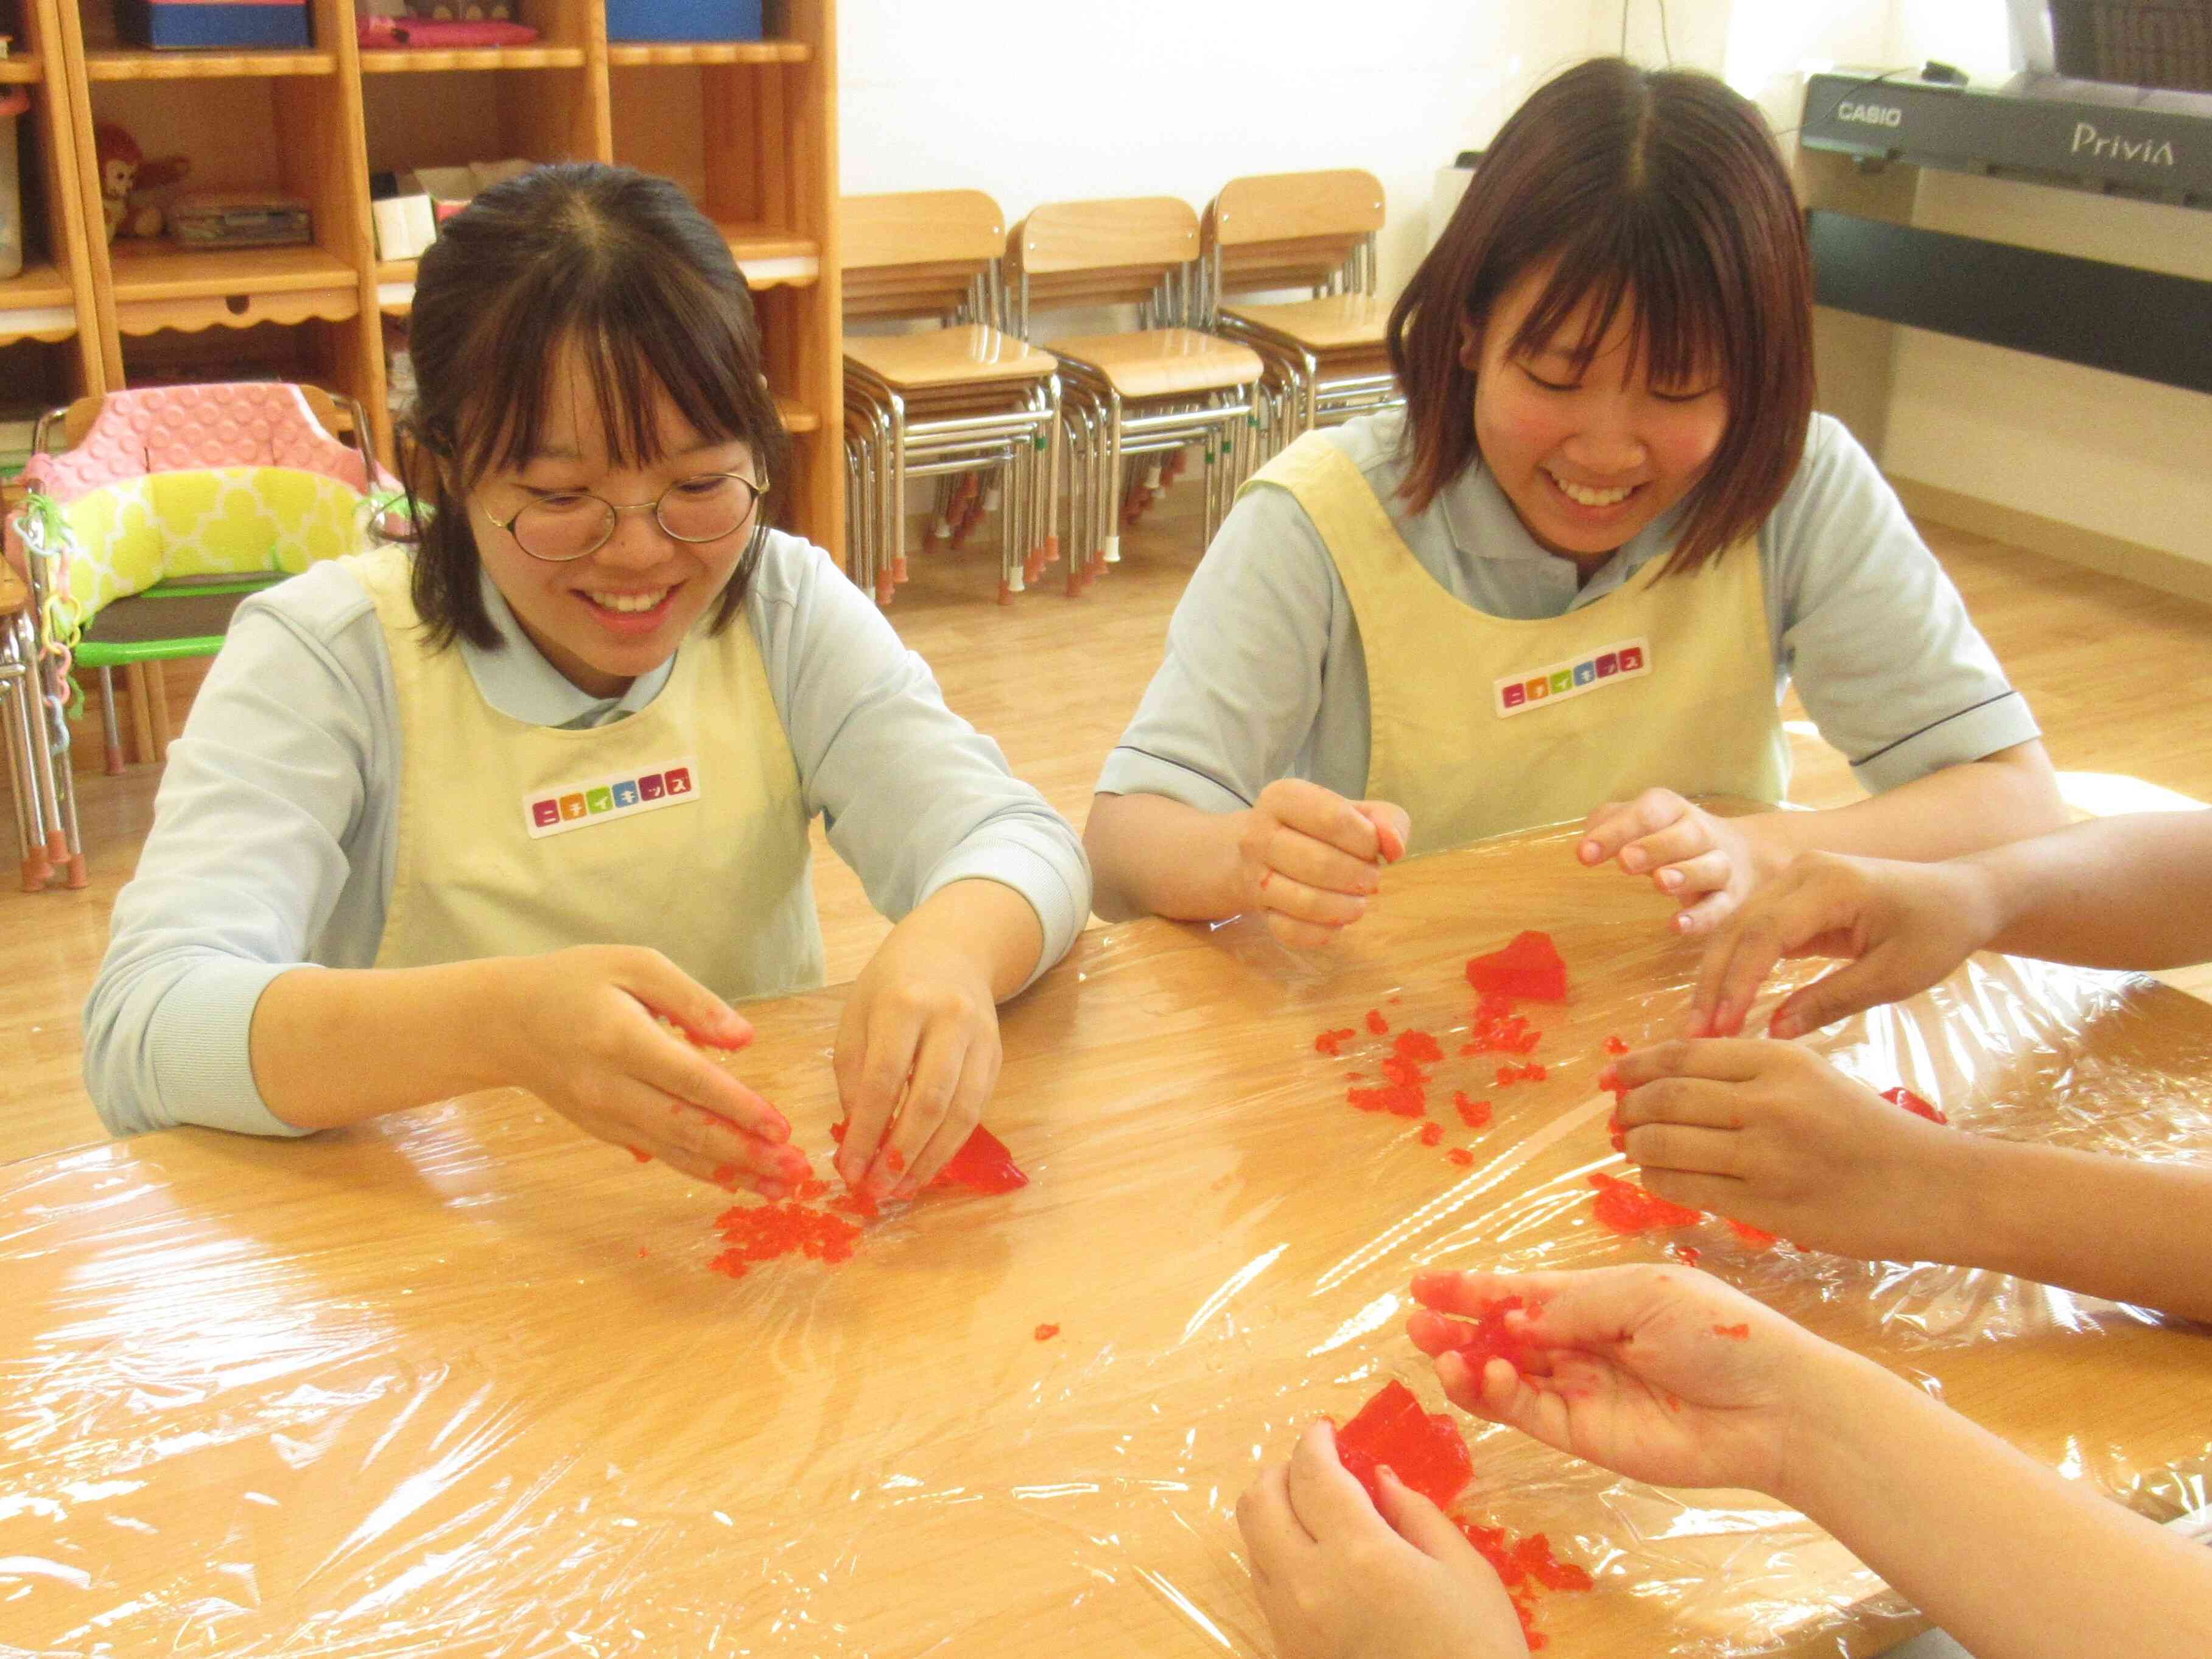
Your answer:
[841,190,1008,324]
[26,383,385,505]
[1204,169,1386,312]
[1006,197,1202,332]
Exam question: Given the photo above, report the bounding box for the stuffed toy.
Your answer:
[94,122,191,243]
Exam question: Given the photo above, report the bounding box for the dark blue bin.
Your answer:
[116,0,314,49]
[605,0,765,43]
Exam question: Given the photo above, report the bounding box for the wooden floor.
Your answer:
[5,502,2211,1165]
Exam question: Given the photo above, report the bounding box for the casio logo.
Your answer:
[1838,101,1904,128]
[2071,122,2177,168]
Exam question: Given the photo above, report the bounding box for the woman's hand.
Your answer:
[1408,1265,1839,1499]
[1235,779,1411,951]
[491,946,805,1195]
[1604,1038,1962,1263]
[1687,851,2001,1038]
[1578,790,1772,937]
[1236,1419,1530,1659]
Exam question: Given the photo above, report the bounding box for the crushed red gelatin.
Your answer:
[1725,1218,1779,1250]
[1034,1323,1060,1342]
[1712,1323,1750,1340]
[1588,1171,1705,1233]
[1314,1026,1358,1056]
[626,1145,654,1162]
[1454,1092,1492,1129]
[1455,1518,1594,1650]
[1417,1122,1444,1146]
[1607,1107,1627,1154]
[793,1176,830,1201]
[707,1200,864,1281]
[1431,1293,1537,1372]
[929,1124,1030,1194]
[1393,1029,1444,1064]
[1671,1244,1702,1267]
[885,1148,907,1175]
[1349,1081,1428,1118]
[1883,1084,1950,1126]
[1495,1061,1545,1087]
[1365,1008,1390,1036]
[1334,1379,1473,1512]
[1382,1053,1429,1089]
[1466,930,1568,1003]
[1603,1034,1630,1055]
[1446,1147,1475,1168]
[829,1120,848,1143]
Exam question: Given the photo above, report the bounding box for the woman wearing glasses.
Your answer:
[84,165,1089,1205]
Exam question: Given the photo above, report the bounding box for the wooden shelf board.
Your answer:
[0,54,44,84]
[357,46,589,74]
[84,47,336,80]
[775,396,819,433]
[715,222,816,262]
[605,40,809,68]
[110,244,360,302]
[0,262,74,311]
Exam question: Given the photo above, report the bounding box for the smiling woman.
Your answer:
[1083,56,2062,955]
[82,164,1090,1212]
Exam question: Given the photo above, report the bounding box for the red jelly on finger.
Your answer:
[1333,1379,1474,1512]
[1588,1171,1704,1233]
[1882,1085,1950,1126]
[1432,1294,1537,1373]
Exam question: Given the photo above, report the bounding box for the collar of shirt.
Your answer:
[461,569,677,731]
[1435,458,1688,609]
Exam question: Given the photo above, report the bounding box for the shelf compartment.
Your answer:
[110,245,362,335]
[1,259,78,345]
[605,41,808,68]
[357,47,589,74]
[83,49,336,80]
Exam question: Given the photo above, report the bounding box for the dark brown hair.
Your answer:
[1388,57,1813,574]
[398,162,790,648]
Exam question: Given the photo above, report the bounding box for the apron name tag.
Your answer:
[1494,639,1651,718]
[523,757,701,840]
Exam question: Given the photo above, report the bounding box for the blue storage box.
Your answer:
[116,0,314,49]
[605,0,764,43]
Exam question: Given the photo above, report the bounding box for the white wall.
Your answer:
[837,1,1605,298]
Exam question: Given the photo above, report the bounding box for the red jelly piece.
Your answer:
[626,1145,653,1163]
[1496,1064,1519,1087]
[707,1199,864,1281]
[1446,1147,1475,1168]
[1034,1323,1060,1342]
[1672,1244,1702,1267]
[1454,1092,1492,1129]
[885,1148,907,1175]
[1588,1171,1704,1233]
[1365,1008,1390,1035]
[1417,1122,1444,1146]
[709,1163,741,1191]
[1724,1217,1779,1250]
[1314,1026,1358,1057]
[929,1124,1030,1194]
[1431,1293,1537,1373]
[1334,1379,1474,1512]
[1882,1085,1950,1126]
[1603,1034,1630,1055]
[1515,1532,1594,1593]
[1465,931,1568,1003]
[1382,1054,1428,1088]
[1712,1322,1750,1340]
[829,1120,848,1144]
[1392,1029,1444,1064]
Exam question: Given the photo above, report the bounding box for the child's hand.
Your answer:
[1236,1419,1530,1659]
[1409,1265,1836,1498]
[1606,1039,1962,1263]
[1687,851,2001,1038]
[495,946,805,1195]
[834,928,1003,1201]
[1236,779,1411,950]
[1578,789,1765,936]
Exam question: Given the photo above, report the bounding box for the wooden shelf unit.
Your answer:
[1,0,101,396]
[28,0,841,555]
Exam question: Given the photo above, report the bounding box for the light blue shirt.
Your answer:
[1097,410,2040,812]
[85,530,1092,1138]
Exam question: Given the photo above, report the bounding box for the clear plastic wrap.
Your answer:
[4,822,2210,1655]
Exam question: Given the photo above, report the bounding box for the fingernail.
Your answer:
[1769,1013,1798,1039]
[1674,913,1694,933]
[1598,1064,1618,1090]
[762,1114,791,1145]
[1623,851,1644,872]
[1659,868,1681,889]
[756,1177,788,1201]
[779,1149,812,1182]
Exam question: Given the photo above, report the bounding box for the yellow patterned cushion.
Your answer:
[61,467,371,615]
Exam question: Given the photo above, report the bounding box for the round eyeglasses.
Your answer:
[485,471,770,564]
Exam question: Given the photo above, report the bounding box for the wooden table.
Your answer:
[4,825,2210,1655]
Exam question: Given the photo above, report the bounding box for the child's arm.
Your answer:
[1085,783,1408,945]
[1691,812,2212,1039]
[1416,1267,2212,1659]
[1609,1039,2212,1324]
[1235,1419,1531,1659]
[1577,739,2065,938]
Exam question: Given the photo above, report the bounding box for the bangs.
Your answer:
[1507,212,1731,392]
[456,265,764,479]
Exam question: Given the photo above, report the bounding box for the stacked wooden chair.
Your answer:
[1005,197,1264,593]
[1201,169,1401,463]
[841,191,1063,605]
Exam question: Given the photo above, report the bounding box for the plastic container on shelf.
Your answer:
[116,0,315,50]
[0,88,24,282]
[603,0,762,43]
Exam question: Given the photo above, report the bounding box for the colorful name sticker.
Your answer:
[525,759,700,839]
[1494,638,1651,718]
